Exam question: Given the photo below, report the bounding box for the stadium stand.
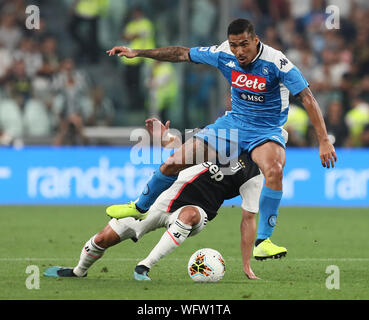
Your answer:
[0,0,368,147]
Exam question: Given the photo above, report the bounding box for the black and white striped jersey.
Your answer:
[152,154,263,221]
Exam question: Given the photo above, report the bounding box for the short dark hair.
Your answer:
[227,19,256,37]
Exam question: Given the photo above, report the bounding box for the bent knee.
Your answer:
[263,162,284,181]
[178,206,201,226]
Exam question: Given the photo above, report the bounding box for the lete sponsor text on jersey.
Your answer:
[231,70,266,92]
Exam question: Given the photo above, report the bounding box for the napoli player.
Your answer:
[106,19,337,255]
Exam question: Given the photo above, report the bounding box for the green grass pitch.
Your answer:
[0,205,368,300]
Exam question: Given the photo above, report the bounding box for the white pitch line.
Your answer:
[0,258,140,262]
[293,258,369,262]
[0,257,369,262]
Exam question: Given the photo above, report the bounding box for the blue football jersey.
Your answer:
[189,41,309,128]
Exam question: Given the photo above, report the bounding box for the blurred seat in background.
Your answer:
[0,96,24,139]
[23,98,54,137]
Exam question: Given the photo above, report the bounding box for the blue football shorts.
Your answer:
[194,112,288,164]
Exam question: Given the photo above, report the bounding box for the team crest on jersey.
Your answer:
[230,158,246,173]
[230,162,243,173]
[262,66,269,75]
[231,71,266,93]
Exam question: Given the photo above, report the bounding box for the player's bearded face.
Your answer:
[228,32,259,68]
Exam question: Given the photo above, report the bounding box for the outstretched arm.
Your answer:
[107,46,190,63]
[297,87,337,168]
[240,209,259,280]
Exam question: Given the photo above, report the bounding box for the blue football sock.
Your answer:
[136,169,177,212]
[257,185,283,240]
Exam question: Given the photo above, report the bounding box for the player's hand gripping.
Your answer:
[145,118,180,149]
[145,118,170,140]
[106,46,137,58]
[319,139,337,169]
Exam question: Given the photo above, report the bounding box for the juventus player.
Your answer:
[44,119,287,281]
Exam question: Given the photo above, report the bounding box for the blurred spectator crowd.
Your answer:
[0,0,117,146]
[0,0,368,148]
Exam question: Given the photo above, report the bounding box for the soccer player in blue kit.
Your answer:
[106,19,337,255]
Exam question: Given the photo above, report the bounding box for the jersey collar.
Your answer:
[250,41,264,64]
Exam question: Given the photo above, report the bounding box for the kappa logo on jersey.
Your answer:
[202,162,224,181]
[225,61,236,68]
[231,71,266,93]
[280,58,288,69]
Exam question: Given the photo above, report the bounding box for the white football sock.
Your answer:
[73,235,105,277]
[138,219,192,269]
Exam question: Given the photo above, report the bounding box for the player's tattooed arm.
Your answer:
[107,46,190,62]
[297,87,337,168]
[296,87,317,106]
[296,87,327,142]
[136,46,190,62]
